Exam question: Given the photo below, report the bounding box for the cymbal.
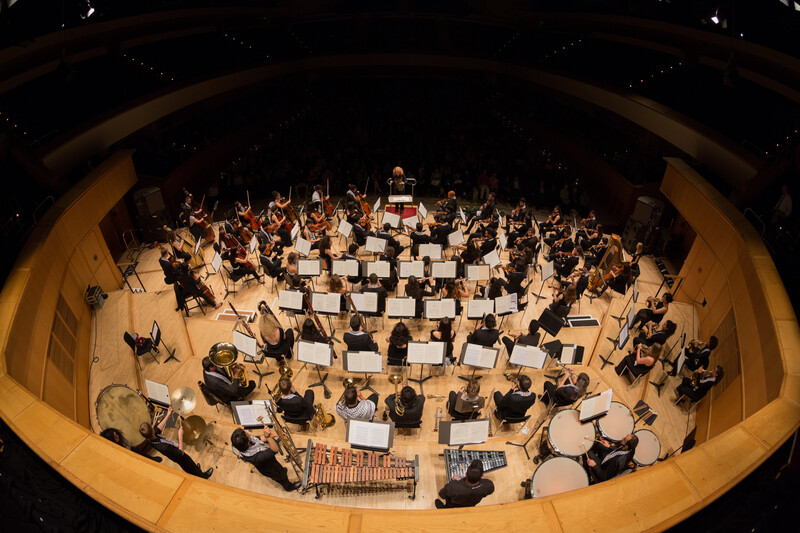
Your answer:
[181,415,206,444]
[170,386,197,415]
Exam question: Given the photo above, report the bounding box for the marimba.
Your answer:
[444,449,507,480]
[302,440,420,499]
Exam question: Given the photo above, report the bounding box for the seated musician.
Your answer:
[477,227,498,257]
[459,239,480,265]
[493,375,536,420]
[176,262,222,309]
[275,376,314,420]
[583,238,608,271]
[335,385,379,421]
[361,273,388,313]
[567,266,592,299]
[479,277,505,300]
[546,228,574,261]
[430,317,457,365]
[435,459,495,509]
[435,190,458,218]
[676,366,724,402]
[554,246,583,279]
[343,315,379,352]
[318,235,340,271]
[467,213,499,244]
[615,343,663,380]
[345,200,363,224]
[202,356,256,404]
[579,224,604,252]
[448,379,485,420]
[379,246,400,292]
[405,274,434,317]
[597,263,631,296]
[542,371,590,407]
[385,385,425,425]
[231,427,300,492]
[629,292,673,330]
[376,223,406,256]
[430,218,452,247]
[100,427,162,462]
[465,192,496,233]
[351,216,372,246]
[443,279,469,316]
[409,223,431,259]
[586,433,638,483]
[345,184,360,207]
[505,198,529,232]
[683,336,718,372]
[258,301,295,360]
[302,219,322,249]
[549,282,577,316]
[258,243,286,279]
[501,319,541,356]
[166,228,192,263]
[633,320,677,349]
[466,313,500,347]
[223,249,264,285]
[311,184,327,215]
[342,243,363,286]
[300,317,328,344]
[139,410,212,478]
[386,322,412,366]
[159,248,180,284]
[573,210,598,244]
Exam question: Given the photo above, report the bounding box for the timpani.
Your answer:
[633,429,661,466]
[529,456,589,498]
[95,384,151,446]
[547,408,596,458]
[596,401,634,442]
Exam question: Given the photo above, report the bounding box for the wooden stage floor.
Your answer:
[89,205,697,509]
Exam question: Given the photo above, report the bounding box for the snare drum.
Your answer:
[529,456,589,498]
[547,409,595,457]
[95,384,151,446]
[633,429,661,466]
[596,401,634,442]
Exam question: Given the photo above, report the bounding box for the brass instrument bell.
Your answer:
[209,341,248,386]
[388,373,404,417]
[314,403,336,429]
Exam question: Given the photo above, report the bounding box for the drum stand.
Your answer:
[507,403,555,461]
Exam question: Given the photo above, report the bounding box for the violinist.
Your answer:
[546,228,575,262]
[478,228,498,257]
[579,224,603,252]
[459,239,480,265]
[544,225,572,249]
[405,274,435,318]
[573,210,598,244]
[159,248,181,285]
[302,219,321,250]
[436,190,458,216]
[376,223,405,257]
[584,236,609,269]
[676,366,723,402]
[176,262,222,309]
[431,218,452,247]
[465,192,496,233]
[258,243,285,279]
[409,222,431,259]
[466,213,499,244]
[549,281,577,316]
[505,198,529,232]
[554,246,583,279]
[539,206,562,235]
[507,214,532,250]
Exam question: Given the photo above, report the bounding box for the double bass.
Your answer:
[356,177,372,215]
[183,188,216,244]
[322,179,336,217]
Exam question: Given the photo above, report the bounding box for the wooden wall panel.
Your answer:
[42,359,76,419]
[708,375,743,438]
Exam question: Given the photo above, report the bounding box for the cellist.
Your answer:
[176,262,222,309]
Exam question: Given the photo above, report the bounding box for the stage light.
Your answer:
[710,15,720,24]
[794,2,800,10]
[78,0,95,19]
[778,0,788,6]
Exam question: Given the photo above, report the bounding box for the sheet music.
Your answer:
[424,298,456,319]
[290,223,300,241]
[466,264,491,281]
[298,259,322,276]
[364,260,391,278]
[312,292,341,314]
[234,400,274,428]
[248,237,257,254]
[347,292,378,314]
[193,238,202,256]
[509,345,547,369]
[418,243,442,259]
[494,293,518,315]
[406,341,446,365]
[295,237,312,257]
[580,389,613,422]
[233,329,257,358]
[541,261,554,281]
[365,236,387,253]
[297,341,332,367]
[462,343,498,369]
[561,345,577,364]
[459,208,466,224]
[387,297,416,318]
[332,259,359,277]
[482,250,500,269]
[382,210,401,229]
[448,229,464,247]
[348,420,391,450]
[498,232,507,250]
[431,261,456,279]
[278,290,304,311]
[344,351,383,374]
[145,380,170,406]
[211,252,222,273]
[338,219,353,238]
[619,324,630,349]
[372,198,381,214]
[448,419,490,445]
[388,195,413,203]
[402,215,418,233]
[467,299,494,319]
[418,202,427,220]
[398,260,424,278]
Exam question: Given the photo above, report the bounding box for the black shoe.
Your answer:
[201,467,213,479]
[149,456,162,463]
[286,481,302,492]
[434,499,446,509]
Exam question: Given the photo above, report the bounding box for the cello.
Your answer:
[322,179,336,217]
[356,177,372,216]
[183,189,216,244]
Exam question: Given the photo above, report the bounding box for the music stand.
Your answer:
[599,317,630,370]
[458,343,499,381]
[343,351,382,395]
[346,420,394,452]
[310,291,342,342]
[233,328,272,388]
[150,320,179,363]
[531,261,554,301]
[406,341,446,394]
[537,308,564,345]
[507,344,547,379]
[298,340,334,398]
[610,280,639,327]
[278,289,305,330]
[438,419,490,449]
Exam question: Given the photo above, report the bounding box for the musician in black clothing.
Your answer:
[341,244,363,286]
[376,223,406,257]
[501,319,541,356]
[467,213,499,244]
[633,320,677,348]
[539,206,562,235]
[493,375,536,419]
[175,262,221,309]
[546,229,575,262]
[430,221,452,247]
[467,314,501,347]
[542,371,590,407]
[584,237,609,269]
[479,277,505,300]
[579,224,604,252]
[465,193,496,233]
[275,377,314,420]
[351,219,371,246]
[231,427,300,491]
[139,410,212,478]
[574,210,598,244]
[362,273,388,313]
[343,315,379,351]
[554,247,582,279]
[435,460,495,509]
[202,356,256,404]
[505,198,529,231]
[478,228,498,257]
[586,434,637,483]
[676,366,724,402]
[683,336,718,372]
[409,223,431,259]
[258,243,286,279]
[385,385,425,425]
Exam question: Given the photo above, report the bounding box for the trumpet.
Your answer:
[426,394,446,401]
[434,406,444,432]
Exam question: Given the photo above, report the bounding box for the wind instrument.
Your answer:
[485,387,496,437]
[426,394,446,401]
[208,342,248,386]
[337,375,373,406]
[434,406,444,432]
[253,300,293,378]
[313,402,336,429]
[388,373,404,417]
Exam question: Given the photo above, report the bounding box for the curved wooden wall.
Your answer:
[0,151,797,531]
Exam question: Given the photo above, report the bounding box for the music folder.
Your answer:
[278,289,304,311]
[431,261,457,279]
[382,210,401,229]
[297,340,333,367]
[406,341,446,365]
[437,419,490,446]
[298,258,322,277]
[418,243,442,260]
[559,344,585,365]
[144,379,170,407]
[347,292,379,314]
[343,351,383,374]
[579,389,613,423]
[233,329,258,359]
[509,345,548,369]
[295,237,312,257]
[362,260,391,279]
[494,293,518,316]
[346,420,394,452]
[332,259,359,277]
[418,202,428,220]
[231,400,274,429]
[466,264,491,281]
[398,260,424,279]
[467,298,494,319]
[386,297,416,319]
[338,219,353,238]
[424,298,456,320]
[460,343,499,370]
[365,236,387,254]
[448,229,465,247]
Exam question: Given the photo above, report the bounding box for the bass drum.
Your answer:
[95,384,151,446]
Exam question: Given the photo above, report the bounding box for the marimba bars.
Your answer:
[302,440,420,499]
[444,449,507,481]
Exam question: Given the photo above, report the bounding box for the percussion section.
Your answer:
[95,384,152,446]
[547,409,596,458]
[528,456,589,498]
[633,429,661,466]
[596,401,634,442]
[444,449,507,481]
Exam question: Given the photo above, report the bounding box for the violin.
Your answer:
[357,213,371,231]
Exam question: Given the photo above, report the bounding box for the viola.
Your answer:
[358,214,371,231]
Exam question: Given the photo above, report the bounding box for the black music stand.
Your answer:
[151,320,180,364]
[537,308,564,346]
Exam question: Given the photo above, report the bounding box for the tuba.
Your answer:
[314,403,335,429]
[388,373,404,417]
[208,342,248,386]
